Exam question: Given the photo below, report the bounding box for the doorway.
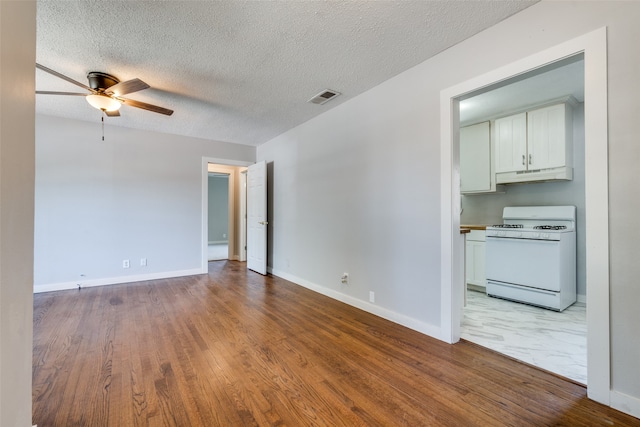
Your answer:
[201,158,252,272]
[457,56,587,384]
[440,28,609,403]
[207,172,230,261]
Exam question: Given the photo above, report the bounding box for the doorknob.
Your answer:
[259,221,269,225]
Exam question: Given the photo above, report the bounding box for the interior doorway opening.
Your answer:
[202,160,250,270]
[207,172,230,261]
[456,55,586,384]
[440,28,609,403]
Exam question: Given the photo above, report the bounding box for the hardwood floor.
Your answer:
[33,261,639,426]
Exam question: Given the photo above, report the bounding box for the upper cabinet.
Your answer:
[460,121,496,194]
[494,101,574,184]
[494,113,527,173]
[527,103,572,170]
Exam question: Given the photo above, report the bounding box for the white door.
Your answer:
[247,161,267,275]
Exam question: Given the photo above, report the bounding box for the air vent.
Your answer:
[308,89,341,105]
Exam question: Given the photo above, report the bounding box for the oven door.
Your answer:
[486,236,563,292]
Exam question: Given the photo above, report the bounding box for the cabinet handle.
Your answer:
[529,154,532,165]
[522,154,525,166]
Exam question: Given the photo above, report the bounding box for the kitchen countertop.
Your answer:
[460,224,491,230]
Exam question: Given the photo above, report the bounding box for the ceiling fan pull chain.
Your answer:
[101,111,105,141]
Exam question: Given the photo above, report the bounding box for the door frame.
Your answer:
[239,170,248,262]
[439,28,609,404]
[201,157,252,272]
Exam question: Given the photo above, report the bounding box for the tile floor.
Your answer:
[461,289,587,384]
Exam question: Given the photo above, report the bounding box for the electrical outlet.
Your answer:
[369,291,375,303]
[140,258,147,266]
[123,259,130,269]
[341,273,349,284]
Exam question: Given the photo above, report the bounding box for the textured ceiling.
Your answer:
[36,1,538,146]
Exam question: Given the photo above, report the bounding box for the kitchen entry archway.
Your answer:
[440,28,609,404]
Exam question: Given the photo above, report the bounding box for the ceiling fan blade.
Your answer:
[104,110,121,117]
[36,91,88,96]
[106,78,150,96]
[120,98,173,116]
[36,63,92,92]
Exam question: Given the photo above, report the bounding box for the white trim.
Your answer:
[269,268,442,340]
[577,294,586,304]
[440,27,610,405]
[610,390,640,419]
[239,170,248,262]
[33,268,203,293]
[208,240,229,245]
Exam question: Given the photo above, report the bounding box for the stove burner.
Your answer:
[534,225,567,230]
[491,224,523,229]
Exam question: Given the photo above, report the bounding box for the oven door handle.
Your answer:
[486,236,561,242]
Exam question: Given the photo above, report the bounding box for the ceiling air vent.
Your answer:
[308,89,341,105]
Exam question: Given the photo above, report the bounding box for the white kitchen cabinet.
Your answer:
[465,230,486,289]
[494,101,573,184]
[527,103,572,170]
[494,113,527,174]
[460,121,496,194]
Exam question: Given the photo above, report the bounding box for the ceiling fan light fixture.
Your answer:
[86,94,121,112]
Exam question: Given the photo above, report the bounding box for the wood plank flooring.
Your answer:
[33,261,639,426]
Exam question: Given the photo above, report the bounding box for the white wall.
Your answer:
[34,114,254,292]
[0,2,36,425]
[258,1,640,412]
[208,175,229,243]
[462,103,586,298]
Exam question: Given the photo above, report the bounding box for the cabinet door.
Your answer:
[494,113,527,173]
[460,122,491,193]
[466,240,486,287]
[527,103,567,170]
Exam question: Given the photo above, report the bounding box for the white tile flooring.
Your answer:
[461,289,587,384]
[208,243,228,261]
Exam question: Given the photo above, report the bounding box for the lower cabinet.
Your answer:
[465,230,486,290]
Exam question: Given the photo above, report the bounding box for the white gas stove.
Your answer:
[485,206,576,311]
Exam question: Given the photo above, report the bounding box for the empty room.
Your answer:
[2,1,640,426]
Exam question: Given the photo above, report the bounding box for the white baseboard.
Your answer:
[610,390,640,420]
[33,268,203,293]
[269,267,442,341]
[208,240,229,245]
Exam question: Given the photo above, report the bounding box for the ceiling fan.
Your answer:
[35,63,173,117]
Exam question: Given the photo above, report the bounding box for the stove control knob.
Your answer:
[498,231,506,237]
[542,233,550,239]
[532,232,540,239]
[515,232,522,238]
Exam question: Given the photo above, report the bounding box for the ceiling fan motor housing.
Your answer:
[87,71,119,91]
